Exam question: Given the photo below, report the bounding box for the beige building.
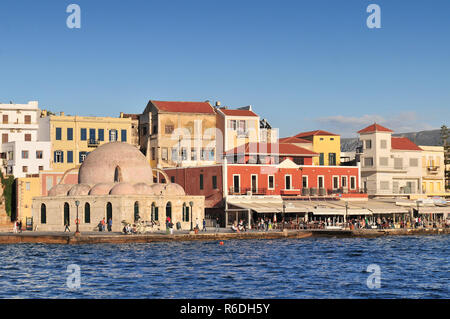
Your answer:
[32,142,204,232]
[420,145,446,195]
[140,100,217,169]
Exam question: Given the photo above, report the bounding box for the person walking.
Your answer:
[195,217,199,230]
[13,220,18,233]
[202,219,207,232]
[215,217,220,233]
[101,218,106,232]
[107,218,112,232]
[64,222,70,232]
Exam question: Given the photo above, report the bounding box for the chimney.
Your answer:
[215,101,221,107]
[120,112,124,118]
[60,111,65,116]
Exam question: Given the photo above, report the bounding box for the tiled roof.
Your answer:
[226,142,318,156]
[219,108,258,117]
[358,123,393,134]
[294,130,339,138]
[150,100,215,114]
[279,136,313,143]
[391,137,422,151]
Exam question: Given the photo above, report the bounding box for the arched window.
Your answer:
[151,202,158,221]
[166,202,172,221]
[106,202,112,222]
[134,201,140,222]
[84,203,91,224]
[41,203,47,224]
[182,203,189,222]
[114,166,122,183]
[64,202,70,226]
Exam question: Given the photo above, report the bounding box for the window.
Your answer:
[409,158,418,167]
[98,129,104,141]
[7,151,13,160]
[380,140,387,149]
[320,137,324,141]
[2,115,8,124]
[41,204,46,224]
[109,129,117,142]
[365,140,372,149]
[182,203,189,222]
[341,176,347,188]
[171,148,178,162]
[302,176,308,188]
[165,125,174,134]
[80,128,87,141]
[181,148,187,161]
[24,134,31,141]
[2,133,8,143]
[268,175,275,190]
[319,153,324,165]
[212,175,218,189]
[106,202,112,222]
[165,202,172,220]
[237,120,247,136]
[142,126,148,136]
[54,151,63,163]
[84,203,91,223]
[39,166,43,171]
[162,148,168,161]
[329,153,336,166]
[379,157,388,166]
[251,175,257,193]
[89,128,96,142]
[233,175,240,193]
[67,151,73,163]
[318,176,324,189]
[67,128,73,141]
[209,149,215,161]
[191,148,197,161]
[364,157,373,167]
[24,115,31,124]
[56,127,62,140]
[121,129,127,142]
[350,176,356,190]
[22,166,28,173]
[151,147,156,160]
[285,175,292,190]
[22,150,29,159]
[26,182,30,191]
[333,176,339,189]
[79,151,88,163]
[151,203,159,221]
[199,174,204,190]
[229,120,237,130]
[394,158,403,169]
[36,150,43,159]
[134,202,140,222]
[170,176,175,183]
[201,148,206,160]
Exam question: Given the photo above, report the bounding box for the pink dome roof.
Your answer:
[133,183,156,195]
[109,183,136,195]
[89,183,115,195]
[78,142,154,185]
[149,183,165,196]
[163,183,186,196]
[48,184,73,196]
[68,184,91,196]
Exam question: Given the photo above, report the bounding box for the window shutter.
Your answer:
[54,151,57,163]
[61,151,64,163]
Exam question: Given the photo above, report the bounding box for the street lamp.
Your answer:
[75,200,80,236]
[189,201,194,231]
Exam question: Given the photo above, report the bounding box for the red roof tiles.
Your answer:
[391,137,422,151]
[219,108,258,117]
[150,100,215,114]
[226,143,318,156]
[294,130,339,138]
[358,123,393,134]
[279,136,313,144]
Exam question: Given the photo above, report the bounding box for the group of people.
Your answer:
[96,218,112,232]
[231,219,247,232]
[122,223,137,234]
[12,219,23,233]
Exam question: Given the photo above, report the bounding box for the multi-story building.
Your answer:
[358,123,424,195]
[420,145,446,195]
[38,111,136,172]
[280,130,341,166]
[0,101,51,177]
[140,100,217,168]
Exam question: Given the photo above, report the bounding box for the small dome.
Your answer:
[89,183,115,196]
[48,184,73,196]
[133,183,156,195]
[149,183,165,196]
[109,182,135,195]
[68,184,91,196]
[163,183,186,196]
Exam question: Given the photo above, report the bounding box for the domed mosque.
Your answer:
[32,142,204,232]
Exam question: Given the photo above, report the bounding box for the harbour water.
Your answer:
[0,235,448,298]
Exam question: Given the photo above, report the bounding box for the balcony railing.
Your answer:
[88,139,101,147]
[426,166,439,173]
[228,187,366,196]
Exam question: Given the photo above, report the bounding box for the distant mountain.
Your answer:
[341,129,446,152]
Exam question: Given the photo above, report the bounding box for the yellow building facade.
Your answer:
[420,145,446,195]
[15,176,40,221]
[38,112,136,172]
[293,130,341,166]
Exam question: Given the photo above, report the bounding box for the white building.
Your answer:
[0,101,51,177]
[358,123,423,195]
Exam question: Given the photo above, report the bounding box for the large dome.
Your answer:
[78,142,154,185]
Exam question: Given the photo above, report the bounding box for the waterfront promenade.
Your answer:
[0,227,448,244]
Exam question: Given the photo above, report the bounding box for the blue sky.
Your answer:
[0,0,449,137]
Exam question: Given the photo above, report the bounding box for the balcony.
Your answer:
[426,166,439,174]
[88,139,101,147]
